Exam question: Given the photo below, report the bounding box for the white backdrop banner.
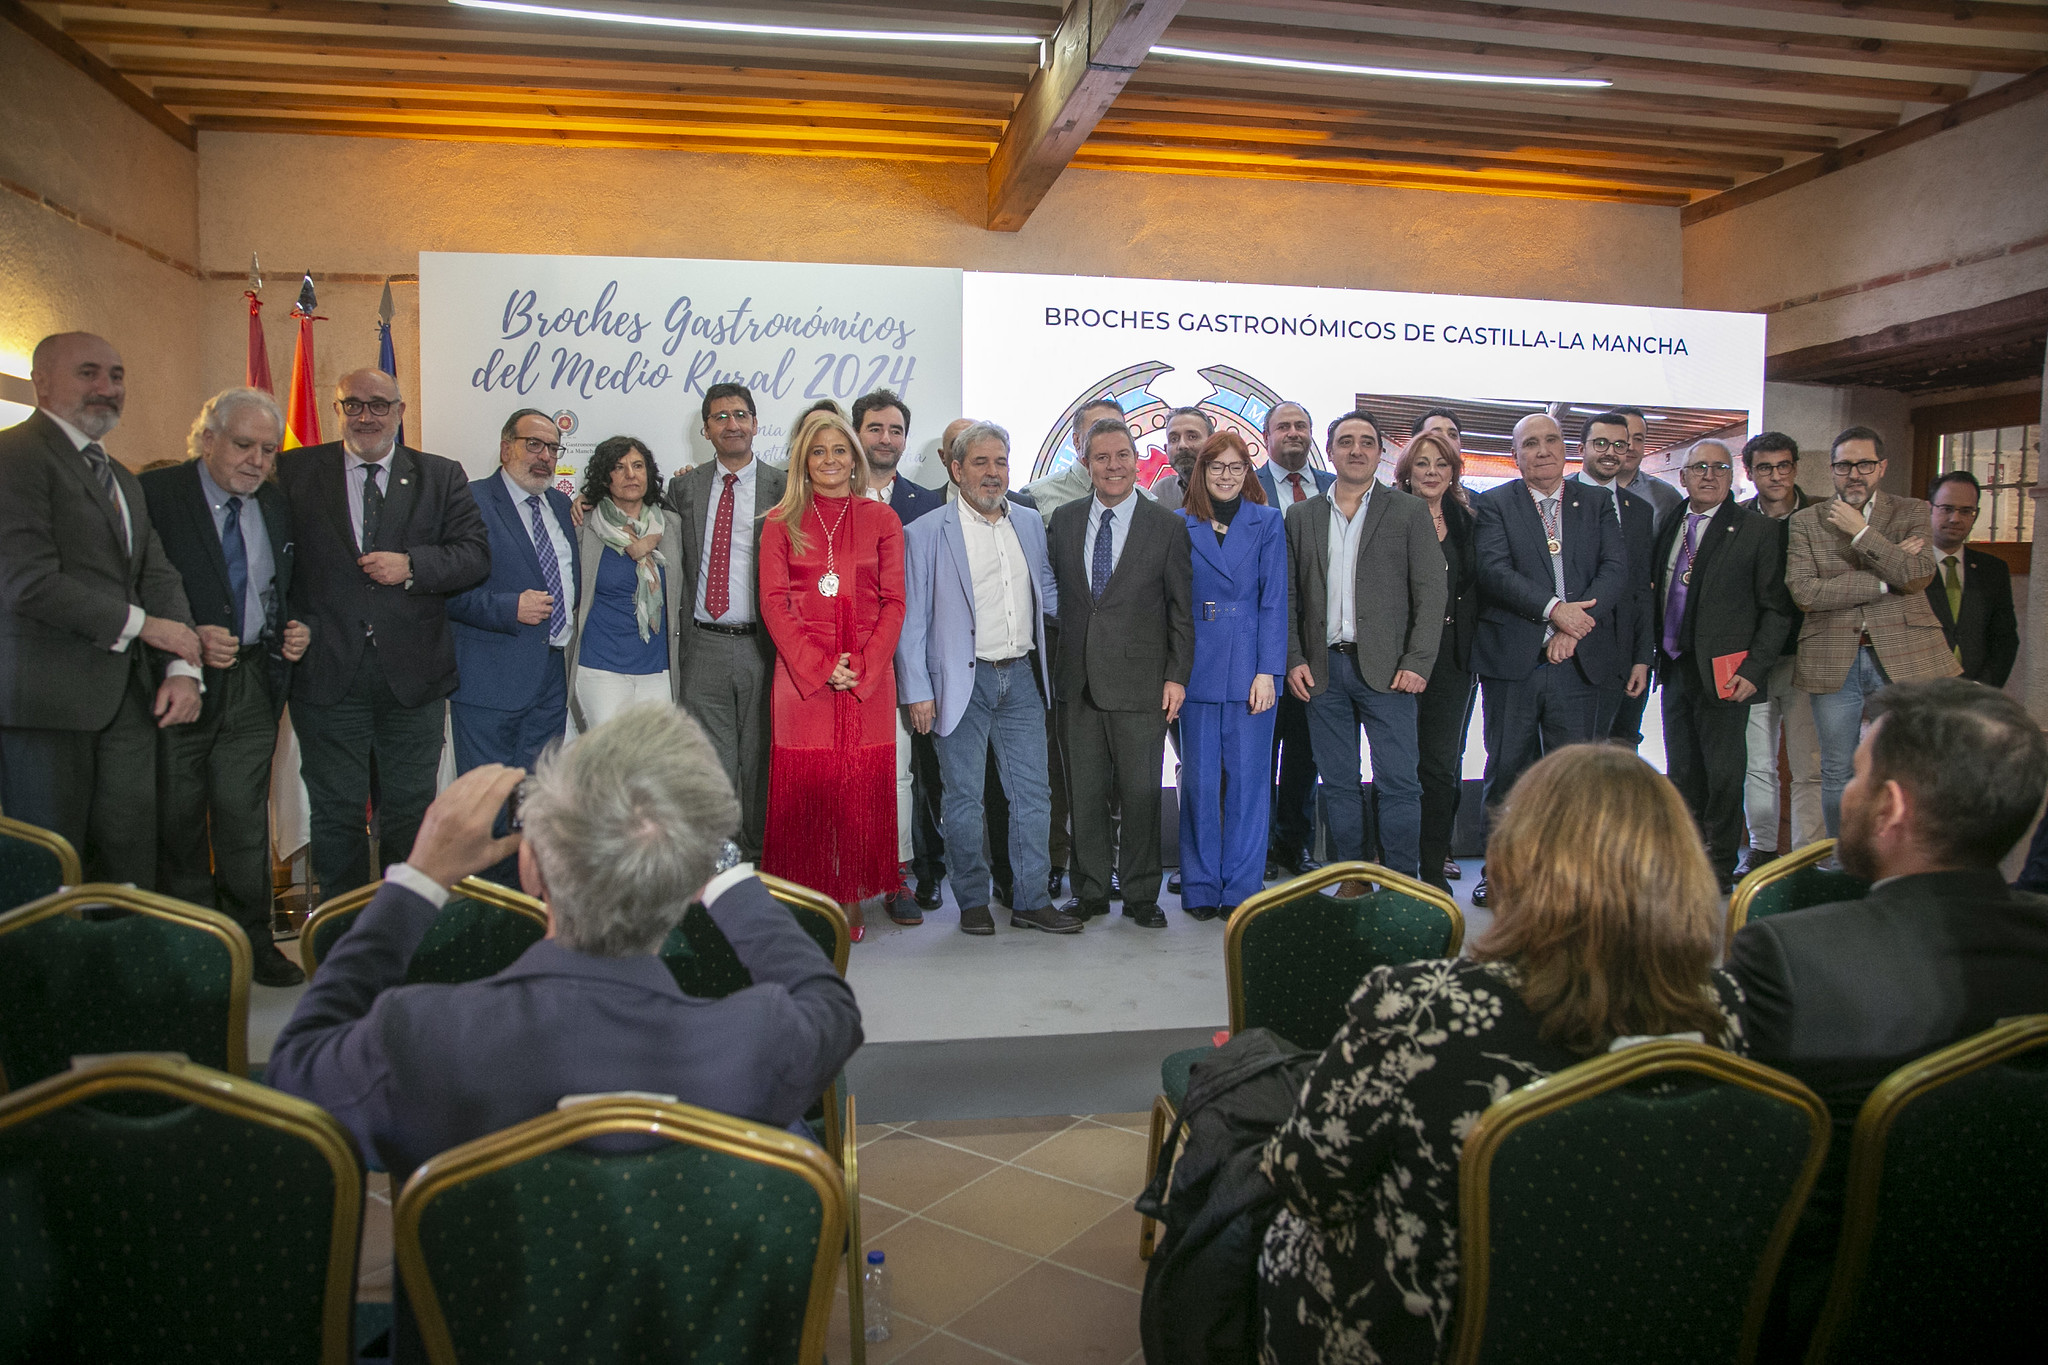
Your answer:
[419,252,964,490]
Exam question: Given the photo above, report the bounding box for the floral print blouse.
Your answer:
[1257,957,1748,1365]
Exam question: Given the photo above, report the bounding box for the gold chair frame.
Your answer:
[1140,861,1465,1258]
[0,813,83,886]
[299,875,548,979]
[395,1096,848,1365]
[1803,1013,2048,1365]
[0,883,252,1092]
[843,1090,868,1365]
[1725,838,1838,942]
[760,872,852,976]
[1448,1041,1830,1365]
[0,1053,363,1364]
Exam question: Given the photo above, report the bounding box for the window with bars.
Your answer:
[1936,422,2041,544]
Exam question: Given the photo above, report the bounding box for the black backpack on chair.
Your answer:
[1137,1028,1317,1365]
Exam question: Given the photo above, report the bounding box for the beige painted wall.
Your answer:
[0,35,202,468]
[196,131,1684,440]
[1683,93,2048,356]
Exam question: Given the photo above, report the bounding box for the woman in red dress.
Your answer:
[760,408,907,929]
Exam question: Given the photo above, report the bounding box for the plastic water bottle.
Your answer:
[861,1250,891,1342]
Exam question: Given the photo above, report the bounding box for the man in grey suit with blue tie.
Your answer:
[899,422,1076,935]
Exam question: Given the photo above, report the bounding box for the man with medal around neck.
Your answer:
[1651,440,1794,892]
[1468,412,1627,907]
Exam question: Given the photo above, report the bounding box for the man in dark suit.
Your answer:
[1567,410,1657,747]
[1283,409,1445,883]
[1650,440,1793,890]
[1471,412,1626,905]
[1737,432,1822,876]
[1925,470,2019,687]
[268,704,862,1361]
[0,332,203,885]
[666,383,784,863]
[278,368,490,902]
[141,388,311,984]
[447,409,580,777]
[1257,400,1335,879]
[1047,418,1194,927]
[1728,679,2048,1357]
[853,387,945,526]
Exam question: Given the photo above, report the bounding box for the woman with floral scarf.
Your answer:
[567,435,683,730]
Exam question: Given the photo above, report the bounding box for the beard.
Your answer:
[962,483,1007,516]
[71,400,122,440]
[343,430,397,461]
[1836,791,1880,880]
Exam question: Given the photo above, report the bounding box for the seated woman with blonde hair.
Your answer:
[1258,743,1748,1365]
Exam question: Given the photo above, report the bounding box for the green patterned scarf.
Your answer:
[588,498,666,642]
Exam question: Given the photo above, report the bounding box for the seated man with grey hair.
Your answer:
[268,703,862,1185]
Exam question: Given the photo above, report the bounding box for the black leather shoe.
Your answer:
[1184,904,1222,922]
[960,905,996,936]
[1167,872,1182,895]
[1733,847,1772,879]
[1442,857,1462,882]
[253,946,306,988]
[1122,902,1167,929]
[1012,904,1084,934]
[914,878,943,911]
[1109,872,1123,901]
[993,880,1015,908]
[1061,897,1110,921]
[1048,866,1065,900]
[1470,878,1491,908]
[885,896,924,926]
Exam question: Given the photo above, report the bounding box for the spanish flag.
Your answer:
[283,272,323,451]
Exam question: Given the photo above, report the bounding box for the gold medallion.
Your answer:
[1546,537,1562,556]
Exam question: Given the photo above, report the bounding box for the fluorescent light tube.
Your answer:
[1150,45,1613,89]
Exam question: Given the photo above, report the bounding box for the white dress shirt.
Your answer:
[1528,481,1568,633]
[346,446,397,552]
[1085,493,1137,582]
[501,468,574,647]
[961,503,1034,661]
[693,457,758,625]
[1324,484,1374,646]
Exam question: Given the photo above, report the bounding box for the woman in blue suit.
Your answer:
[1178,431,1289,920]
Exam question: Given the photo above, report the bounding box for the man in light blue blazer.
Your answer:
[447,408,580,779]
[898,421,1077,936]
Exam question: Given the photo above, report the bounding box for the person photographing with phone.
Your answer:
[1650,439,1794,891]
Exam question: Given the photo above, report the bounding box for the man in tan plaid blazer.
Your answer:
[1786,425,1959,837]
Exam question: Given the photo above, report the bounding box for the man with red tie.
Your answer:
[1255,401,1333,879]
[667,383,786,862]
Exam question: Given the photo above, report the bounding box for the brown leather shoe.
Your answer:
[1011,904,1084,934]
[959,905,996,936]
[1333,879,1374,899]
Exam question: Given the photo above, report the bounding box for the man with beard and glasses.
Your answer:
[1613,405,1683,531]
[1728,678,2048,1359]
[1736,432,1822,877]
[279,368,489,902]
[1785,425,1957,838]
[1567,410,1657,748]
[1255,400,1332,881]
[0,332,203,885]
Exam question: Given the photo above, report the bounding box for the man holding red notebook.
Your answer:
[1651,439,1795,891]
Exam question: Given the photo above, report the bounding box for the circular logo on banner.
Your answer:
[1031,362,1325,487]
[553,409,579,436]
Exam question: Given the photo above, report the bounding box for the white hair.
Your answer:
[949,419,1009,466]
[186,387,285,462]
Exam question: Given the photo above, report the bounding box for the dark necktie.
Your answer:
[221,496,249,641]
[706,471,737,620]
[1288,471,1307,504]
[361,463,383,550]
[1944,555,1963,663]
[526,494,569,639]
[1091,507,1114,601]
[82,442,128,553]
[1663,513,1707,658]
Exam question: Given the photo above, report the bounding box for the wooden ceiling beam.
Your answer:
[1067,148,1692,205]
[986,0,1184,230]
[185,113,992,160]
[1683,0,2048,35]
[1,0,195,146]
[1219,0,2045,73]
[1160,16,1973,103]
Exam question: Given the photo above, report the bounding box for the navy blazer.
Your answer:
[266,871,862,1182]
[1257,463,1335,509]
[886,474,946,528]
[1181,503,1288,704]
[446,473,581,712]
[1569,474,1658,683]
[1926,546,2019,687]
[1472,478,1627,683]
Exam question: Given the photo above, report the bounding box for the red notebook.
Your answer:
[1713,651,1749,699]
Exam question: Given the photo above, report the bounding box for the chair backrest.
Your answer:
[1726,839,1868,940]
[1449,1042,1829,1365]
[394,1096,845,1365]
[0,1054,362,1363]
[301,876,547,982]
[1804,1015,2048,1365]
[0,815,81,912]
[0,885,250,1093]
[1225,861,1464,1047]
[660,872,850,997]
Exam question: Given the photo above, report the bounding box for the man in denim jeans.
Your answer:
[897,422,1079,935]
[1785,426,1958,837]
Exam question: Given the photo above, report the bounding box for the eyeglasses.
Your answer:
[1749,458,1797,477]
[339,398,395,416]
[1831,459,1882,476]
[1208,462,1248,477]
[515,436,563,459]
[1583,437,1627,453]
[1932,503,1980,517]
[1684,461,1733,476]
[706,408,752,424]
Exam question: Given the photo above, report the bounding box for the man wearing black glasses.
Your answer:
[1567,410,1657,751]
[278,368,489,903]
[1785,425,1957,840]
[1736,433,1822,875]
[1651,440,1793,890]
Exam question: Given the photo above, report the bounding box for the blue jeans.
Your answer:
[933,659,1053,913]
[1304,652,1423,877]
[1810,646,1891,838]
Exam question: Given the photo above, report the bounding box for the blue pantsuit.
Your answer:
[1178,502,1289,911]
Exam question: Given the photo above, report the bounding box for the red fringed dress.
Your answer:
[759,493,906,903]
